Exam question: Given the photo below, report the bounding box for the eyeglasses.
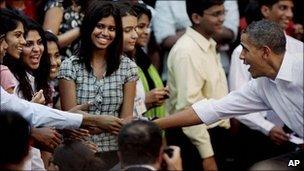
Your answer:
[204,10,227,18]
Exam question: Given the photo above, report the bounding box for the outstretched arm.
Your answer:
[154,107,201,129]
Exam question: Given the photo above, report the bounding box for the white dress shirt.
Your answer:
[228,35,303,135]
[0,86,83,129]
[193,51,304,138]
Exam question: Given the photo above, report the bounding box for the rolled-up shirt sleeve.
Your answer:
[192,80,270,125]
[1,87,83,129]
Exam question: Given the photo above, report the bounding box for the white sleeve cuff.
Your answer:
[61,112,83,129]
[192,99,221,125]
[261,122,276,135]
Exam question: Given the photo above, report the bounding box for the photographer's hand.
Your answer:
[163,146,182,170]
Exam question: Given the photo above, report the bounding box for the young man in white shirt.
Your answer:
[154,20,303,170]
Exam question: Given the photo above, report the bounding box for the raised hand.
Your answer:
[145,87,169,109]
[163,146,183,171]
[31,89,45,104]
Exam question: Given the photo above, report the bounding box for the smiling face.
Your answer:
[22,30,44,71]
[91,16,116,50]
[122,15,138,53]
[136,14,150,47]
[47,41,61,79]
[262,0,294,29]
[239,33,270,78]
[5,21,26,59]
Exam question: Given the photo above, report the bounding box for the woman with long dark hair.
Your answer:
[58,2,137,169]
[44,30,63,109]
[5,18,52,105]
[118,2,148,118]
[0,9,25,94]
[133,3,169,119]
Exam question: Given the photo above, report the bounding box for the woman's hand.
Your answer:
[31,127,62,152]
[145,87,170,109]
[31,89,45,104]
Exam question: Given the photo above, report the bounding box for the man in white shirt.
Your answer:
[229,0,303,138]
[228,0,303,168]
[155,20,303,170]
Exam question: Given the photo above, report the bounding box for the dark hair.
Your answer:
[45,31,59,47]
[244,0,264,24]
[243,20,286,54]
[53,140,106,171]
[257,0,280,8]
[0,9,26,35]
[186,0,225,25]
[117,2,138,58]
[132,3,152,21]
[0,111,31,167]
[79,1,123,76]
[118,120,162,166]
[5,18,52,104]
[117,2,137,18]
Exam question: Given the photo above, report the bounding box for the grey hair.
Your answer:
[243,19,286,54]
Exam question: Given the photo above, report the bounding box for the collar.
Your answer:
[185,27,217,53]
[274,52,293,83]
[26,71,35,82]
[123,164,156,171]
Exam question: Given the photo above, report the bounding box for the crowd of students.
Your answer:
[0,0,303,170]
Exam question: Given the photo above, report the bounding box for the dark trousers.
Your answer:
[165,128,203,171]
[231,120,295,170]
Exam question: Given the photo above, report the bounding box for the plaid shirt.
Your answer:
[58,56,138,152]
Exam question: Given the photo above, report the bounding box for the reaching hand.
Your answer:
[31,127,62,152]
[31,89,45,104]
[93,115,124,135]
[163,146,183,171]
[145,87,170,108]
[68,102,92,113]
[82,140,98,153]
[269,126,289,145]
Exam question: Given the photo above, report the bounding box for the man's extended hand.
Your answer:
[83,115,124,135]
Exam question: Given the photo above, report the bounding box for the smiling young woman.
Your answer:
[58,2,137,169]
